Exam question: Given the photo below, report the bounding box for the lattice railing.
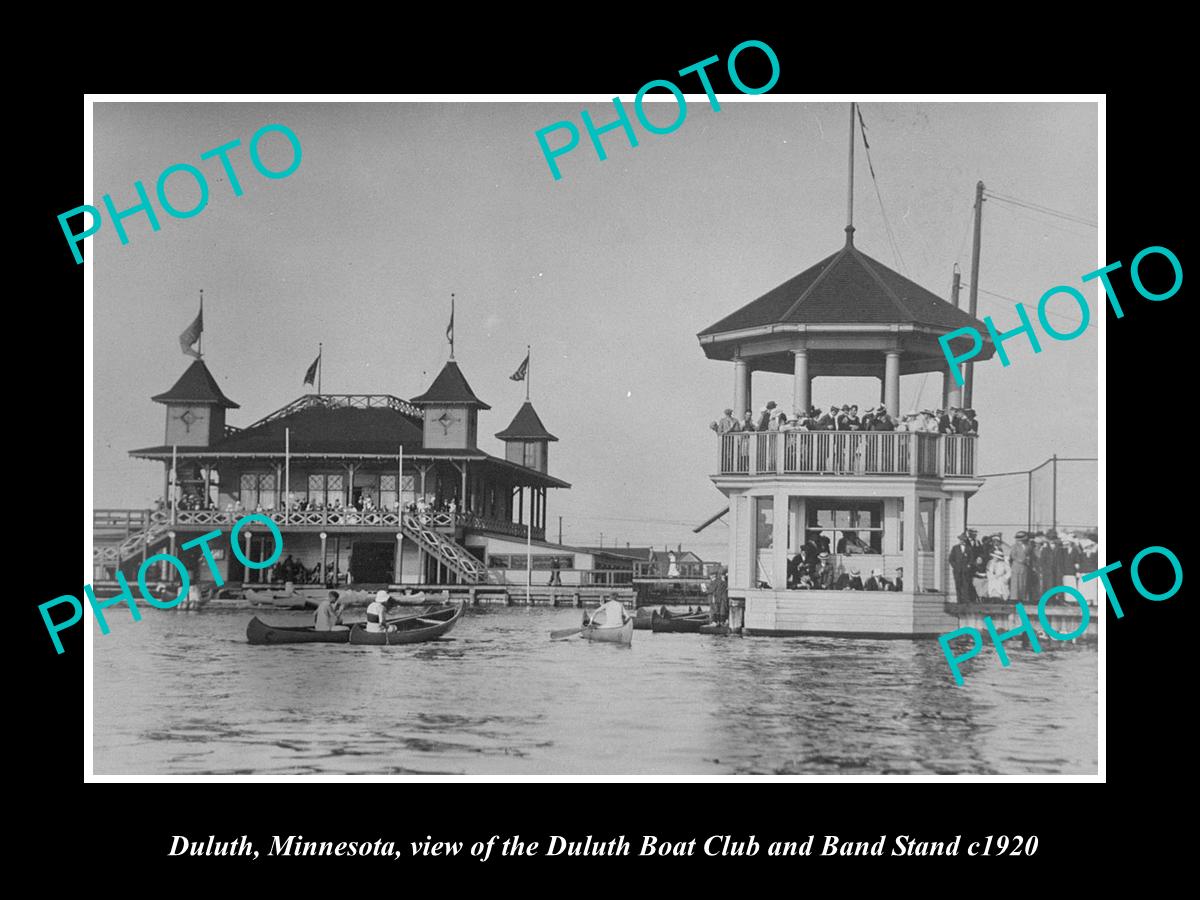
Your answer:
[400,513,490,584]
[244,394,422,429]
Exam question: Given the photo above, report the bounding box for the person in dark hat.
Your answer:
[817,406,837,430]
[965,408,979,435]
[1009,531,1032,602]
[949,531,975,603]
[872,405,895,432]
[814,551,835,589]
[756,400,777,432]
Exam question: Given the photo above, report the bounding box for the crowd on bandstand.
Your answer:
[780,534,904,592]
[949,528,1099,604]
[711,401,979,435]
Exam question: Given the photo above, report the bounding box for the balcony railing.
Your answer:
[717,431,977,477]
[164,507,545,539]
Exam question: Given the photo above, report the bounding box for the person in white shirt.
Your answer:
[365,590,392,633]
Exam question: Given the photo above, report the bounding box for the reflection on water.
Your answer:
[93,607,1097,776]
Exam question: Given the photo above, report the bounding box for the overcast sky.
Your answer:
[92,100,1098,557]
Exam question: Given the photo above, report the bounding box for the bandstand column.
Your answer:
[733,358,751,418]
[394,532,404,582]
[944,363,963,409]
[903,490,919,594]
[792,350,810,416]
[884,351,901,418]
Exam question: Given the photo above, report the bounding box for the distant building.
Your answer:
[100,351,586,588]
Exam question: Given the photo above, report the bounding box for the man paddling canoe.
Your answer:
[313,591,345,631]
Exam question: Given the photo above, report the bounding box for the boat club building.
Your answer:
[101,353,589,590]
[699,223,997,636]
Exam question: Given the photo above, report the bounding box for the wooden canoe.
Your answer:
[348,603,465,645]
[246,616,352,644]
[581,617,633,644]
[633,606,707,630]
[650,610,710,633]
[245,606,441,645]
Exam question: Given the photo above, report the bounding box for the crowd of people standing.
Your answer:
[711,401,979,435]
[949,528,1099,604]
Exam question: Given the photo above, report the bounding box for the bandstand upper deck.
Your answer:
[699,224,997,637]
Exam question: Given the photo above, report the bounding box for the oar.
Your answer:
[550,627,582,640]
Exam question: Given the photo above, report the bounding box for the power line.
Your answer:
[963,282,1098,332]
[984,190,1097,229]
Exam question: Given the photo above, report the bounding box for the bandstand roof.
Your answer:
[697,231,996,376]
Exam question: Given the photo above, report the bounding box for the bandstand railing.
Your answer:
[718,431,977,477]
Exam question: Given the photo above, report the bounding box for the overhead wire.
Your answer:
[984,190,1097,229]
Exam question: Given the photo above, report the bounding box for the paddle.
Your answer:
[549,627,582,640]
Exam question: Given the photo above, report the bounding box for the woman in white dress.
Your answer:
[986,549,1011,600]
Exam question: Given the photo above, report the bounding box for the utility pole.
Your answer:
[951,264,962,308]
[964,181,984,408]
[558,515,563,545]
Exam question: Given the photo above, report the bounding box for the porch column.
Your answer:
[792,349,809,416]
[943,363,963,410]
[733,358,752,418]
[772,491,789,590]
[884,351,901,418]
[243,528,253,581]
[319,532,328,585]
[165,531,176,580]
[903,491,919,594]
[394,532,404,582]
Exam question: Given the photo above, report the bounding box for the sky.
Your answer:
[92,99,1099,559]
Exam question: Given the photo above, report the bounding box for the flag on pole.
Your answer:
[510,352,529,381]
[179,305,203,359]
[446,294,455,357]
[303,352,320,386]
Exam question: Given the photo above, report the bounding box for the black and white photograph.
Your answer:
[84,95,1101,778]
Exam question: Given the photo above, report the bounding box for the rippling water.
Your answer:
[92,607,1098,775]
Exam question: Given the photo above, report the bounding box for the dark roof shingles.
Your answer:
[495,401,558,441]
[151,360,240,408]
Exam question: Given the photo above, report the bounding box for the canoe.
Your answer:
[581,618,633,644]
[581,600,634,644]
[348,603,465,645]
[246,616,352,644]
[651,611,710,633]
[633,606,703,630]
[699,622,731,636]
[245,606,441,645]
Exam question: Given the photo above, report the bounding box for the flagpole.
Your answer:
[197,289,204,358]
[526,486,532,604]
[449,293,456,360]
[526,345,531,401]
[285,427,291,524]
[317,342,322,395]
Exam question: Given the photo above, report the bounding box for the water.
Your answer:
[92,607,1098,776]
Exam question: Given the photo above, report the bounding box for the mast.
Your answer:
[846,102,856,242]
[964,180,984,407]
